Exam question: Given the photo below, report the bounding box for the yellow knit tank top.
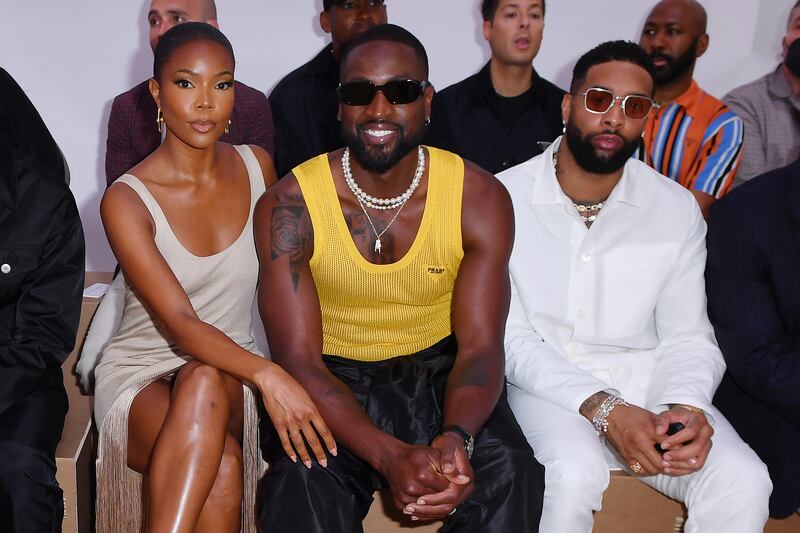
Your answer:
[294,146,464,362]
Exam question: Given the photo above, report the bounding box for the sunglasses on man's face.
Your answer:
[337,79,430,106]
[578,87,655,120]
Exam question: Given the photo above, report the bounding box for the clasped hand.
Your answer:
[383,434,473,521]
[606,404,712,477]
[655,406,713,476]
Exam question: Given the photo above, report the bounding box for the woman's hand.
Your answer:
[256,363,337,468]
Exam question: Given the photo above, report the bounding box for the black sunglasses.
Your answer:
[337,79,430,106]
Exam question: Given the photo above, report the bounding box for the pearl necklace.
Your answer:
[342,146,425,210]
[573,201,604,223]
[342,146,426,253]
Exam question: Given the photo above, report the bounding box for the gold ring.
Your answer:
[630,462,643,474]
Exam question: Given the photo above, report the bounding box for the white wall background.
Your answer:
[0,0,791,271]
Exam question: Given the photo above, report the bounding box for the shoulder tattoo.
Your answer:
[270,194,312,292]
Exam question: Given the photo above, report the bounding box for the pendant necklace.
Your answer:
[342,146,426,253]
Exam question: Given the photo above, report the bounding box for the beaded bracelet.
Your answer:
[592,395,629,433]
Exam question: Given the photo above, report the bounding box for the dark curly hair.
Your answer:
[570,40,655,94]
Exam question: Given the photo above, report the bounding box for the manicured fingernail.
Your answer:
[304,460,312,469]
[290,455,297,463]
[330,448,338,456]
[403,508,413,515]
[417,499,426,505]
[411,516,419,521]
[689,457,697,465]
[443,462,452,471]
[458,474,469,481]
[405,505,415,513]
[662,460,670,468]
[320,458,328,468]
[661,443,670,450]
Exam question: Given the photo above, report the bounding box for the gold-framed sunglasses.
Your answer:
[577,87,655,120]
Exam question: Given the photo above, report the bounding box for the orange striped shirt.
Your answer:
[642,81,743,198]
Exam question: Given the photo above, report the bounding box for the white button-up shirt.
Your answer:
[497,138,725,415]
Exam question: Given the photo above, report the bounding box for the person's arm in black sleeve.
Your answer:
[269,89,293,178]
[706,189,800,430]
[0,194,85,414]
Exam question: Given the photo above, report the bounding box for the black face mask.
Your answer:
[785,38,800,77]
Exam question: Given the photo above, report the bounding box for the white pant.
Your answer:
[508,385,772,533]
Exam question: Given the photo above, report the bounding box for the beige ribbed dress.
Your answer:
[94,145,266,533]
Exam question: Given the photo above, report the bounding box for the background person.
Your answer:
[725,1,800,186]
[0,67,85,533]
[104,0,274,185]
[638,0,743,216]
[706,159,800,517]
[269,0,388,177]
[427,0,563,174]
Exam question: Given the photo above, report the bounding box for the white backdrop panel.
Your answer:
[0,0,790,270]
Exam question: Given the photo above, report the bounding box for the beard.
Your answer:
[785,38,800,78]
[342,121,426,174]
[649,37,698,85]
[564,121,641,175]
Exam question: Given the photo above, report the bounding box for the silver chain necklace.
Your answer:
[342,147,426,253]
[342,146,425,210]
[355,197,408,254]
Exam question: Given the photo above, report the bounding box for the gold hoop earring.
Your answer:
[224,119,231,135]
[156,108,164,133]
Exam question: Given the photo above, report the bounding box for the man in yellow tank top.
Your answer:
[254,24,544,532]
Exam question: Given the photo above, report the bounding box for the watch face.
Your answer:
[442,426,475,459]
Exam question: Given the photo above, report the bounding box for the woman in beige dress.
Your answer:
[94,22,336,533]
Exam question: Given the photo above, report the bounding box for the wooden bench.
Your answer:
[58,272,112,533]
[364,472,800,532]
[57,272,800,532]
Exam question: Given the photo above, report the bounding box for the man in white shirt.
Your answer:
[497,40,771,533]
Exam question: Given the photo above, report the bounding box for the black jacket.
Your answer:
[706,159,800,517]
[269,44,343,178]
[0,68,84,416]
[426,62,564,175]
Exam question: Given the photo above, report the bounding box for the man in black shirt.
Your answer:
[427,0,564,174]
[0,68,85,533]
[269,0,388,177]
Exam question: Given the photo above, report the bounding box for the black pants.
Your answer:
[258,337,544,532]
[0,377,67,533]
